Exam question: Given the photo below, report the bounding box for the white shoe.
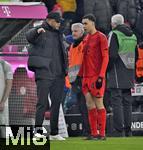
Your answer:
[50,134,66,141]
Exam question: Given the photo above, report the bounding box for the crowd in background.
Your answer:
[1,0,143,139]
[3,0,143,41]
[40,0,143,43]
[32,0,143,112]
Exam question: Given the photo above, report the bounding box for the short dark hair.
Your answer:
[139,42,143,49]
[46,12,63,23]
[82,14,96,23]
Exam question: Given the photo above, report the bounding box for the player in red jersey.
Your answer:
[81,14,109,140]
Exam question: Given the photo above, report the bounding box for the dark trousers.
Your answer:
[72,77,90,136]
[76,92,91,135]
[35,78,65,135]
[110,89,133,134]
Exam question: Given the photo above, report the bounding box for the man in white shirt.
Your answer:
[0,60,13,138]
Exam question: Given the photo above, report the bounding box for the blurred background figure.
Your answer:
[84,0,112,35]
[0,60,13,138]
[67,23,90,138]
[107,14,137,137]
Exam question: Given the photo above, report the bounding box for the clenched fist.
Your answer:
[37,28,46,34]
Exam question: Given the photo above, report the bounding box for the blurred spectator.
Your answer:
[0,60,13,138]
[22,0,40,2]
[57,0,77,35]
[52,2,63,16]
[9,67,36,126]
[107,14,137,137]
[75,0,84,22]
[64,88,78,114]
[57,0,77,15]
[109,0,117,15]
[132,96,143,112]
[134,0,143,42]
[66,34,74,44]
[110,0,137,28]
[41,0,56,12]
[67,23,90,137]
[84,0,112,35]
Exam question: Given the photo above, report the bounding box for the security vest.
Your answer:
[113,30,137,69]
[68,41,84,83]
[136,47,143,78]
[65,75,71,88]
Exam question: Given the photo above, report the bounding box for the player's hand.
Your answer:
[37,28,46,34]
[96,77,103,89]
[0,101,5,111]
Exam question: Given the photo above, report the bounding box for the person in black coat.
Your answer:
[134,0,143,42]
[109,0,137,28]
[26,12,67,140]
[75,0,84,22]
[84,0,112,35]
[107,14,137,137]
[41,0,56,12]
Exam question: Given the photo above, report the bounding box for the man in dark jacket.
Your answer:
[107,14,137,137]
[26,12,67,140]
[109,0,137,28]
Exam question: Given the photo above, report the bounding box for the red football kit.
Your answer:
[80,31,109,97]
[80,31,109,137]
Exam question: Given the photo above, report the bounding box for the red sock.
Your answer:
[88,108,98,136]
[97,108,106,137]
[97,113,100,131]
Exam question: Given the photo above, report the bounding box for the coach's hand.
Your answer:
[37,28,46,34]
[96,77,103,89]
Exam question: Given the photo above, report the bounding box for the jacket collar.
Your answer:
[41,21,60,33]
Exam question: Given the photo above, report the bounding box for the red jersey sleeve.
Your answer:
[99,33,109,78]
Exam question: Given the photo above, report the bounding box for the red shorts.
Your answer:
[82,76,105,97]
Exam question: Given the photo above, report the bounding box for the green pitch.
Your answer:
[51,137,143,150]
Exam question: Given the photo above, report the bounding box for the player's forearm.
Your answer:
[99,56,109,78]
